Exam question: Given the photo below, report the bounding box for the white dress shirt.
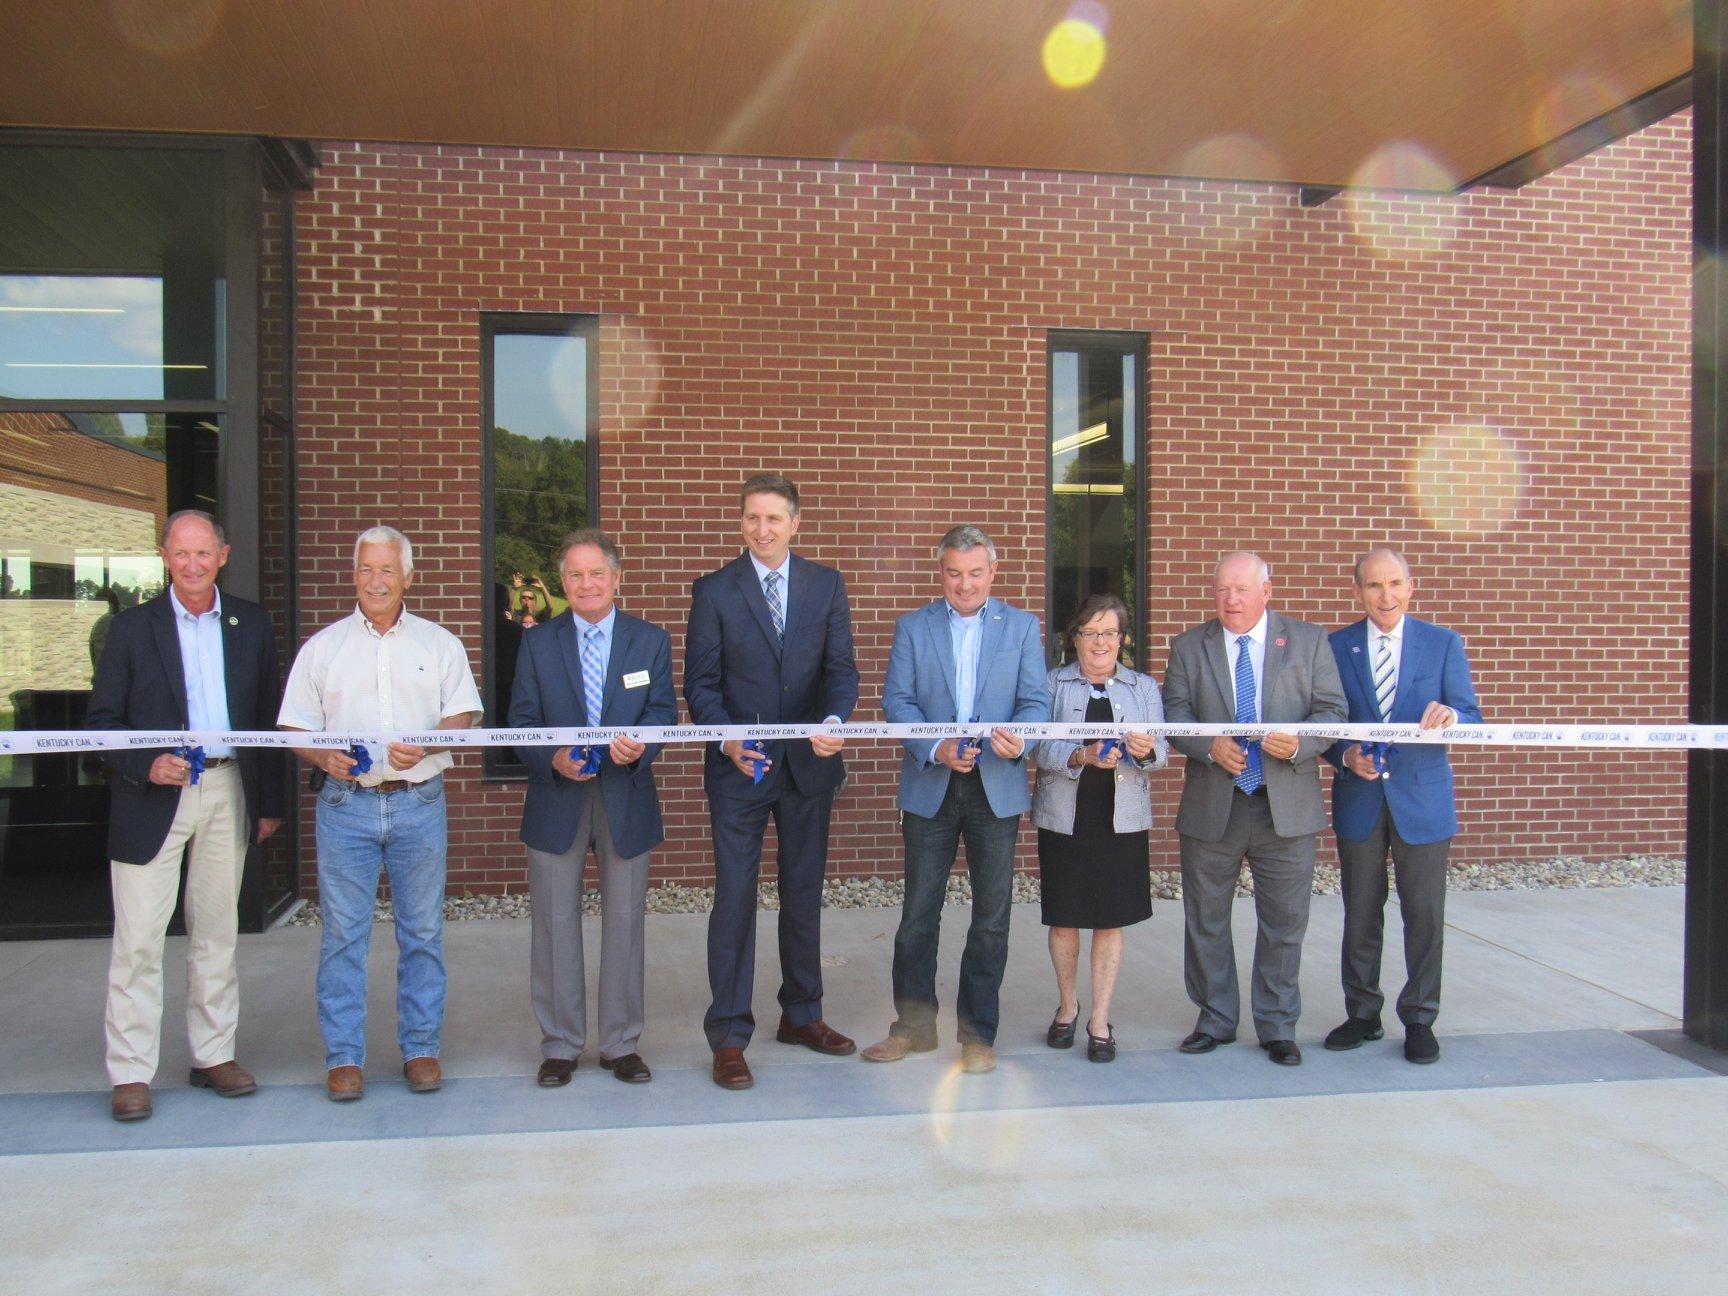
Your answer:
[1222,611,1268,722]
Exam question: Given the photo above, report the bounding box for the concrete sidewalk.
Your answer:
[1,886,1723,1294]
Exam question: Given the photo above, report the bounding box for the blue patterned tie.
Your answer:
[1233,635,1264,794]
[582,625,605,726]
[764,570,785,644]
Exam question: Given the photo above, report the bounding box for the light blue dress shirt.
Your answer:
[574,605,617,687]
[1222,610,1268,723]
[169,586,235,757]
[928,599,986,761]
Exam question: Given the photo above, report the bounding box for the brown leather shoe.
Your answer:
[960,1042,997,1074]
[188,1061,258,1097]
[712,1047,753,1090]
[326,1065,364,1102]
[774,1015,856,1056]
[111,1082,152,1122]
[536,1057,577,1088]
[404,1056,443,1093]
[860,1031,938,1062]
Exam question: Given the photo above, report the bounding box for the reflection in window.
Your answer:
[484,317,598,775]
[1048,332,1146,668]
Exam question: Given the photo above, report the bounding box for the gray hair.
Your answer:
[161,508,225,548]
[936,525,997,564]
[556,528,622,573]
[1352,546,1412,584]
[1213,550,1270,584]
[354,525,413,574]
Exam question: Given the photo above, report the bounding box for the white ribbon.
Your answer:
[2,721,1722,755]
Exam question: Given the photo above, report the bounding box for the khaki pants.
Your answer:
[104,762,247,1085]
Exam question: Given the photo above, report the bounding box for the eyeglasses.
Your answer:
[1075,629,1122,643]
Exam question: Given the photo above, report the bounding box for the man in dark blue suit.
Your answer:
[511,530,677,1087]
[685,473,860,1089]
[1324,548,1481,1063]
[86,509,285,1121]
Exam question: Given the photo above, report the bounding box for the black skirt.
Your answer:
[1038,690,1152,929]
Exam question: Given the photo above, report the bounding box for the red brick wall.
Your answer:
[290,112,1691,895]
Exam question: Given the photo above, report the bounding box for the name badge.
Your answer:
[622,671,651,689]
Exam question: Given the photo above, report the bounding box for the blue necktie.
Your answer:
[582,625,605,726]
[1374,633,1397,720]
[764,570,785,644]
[1233,636,1264,794]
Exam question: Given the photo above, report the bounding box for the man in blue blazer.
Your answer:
[684,474,861,1089]
[86,509,285,1121]
[861,526,1047,1073]
[510,530,677,1087]
[1324,548,1481,1063]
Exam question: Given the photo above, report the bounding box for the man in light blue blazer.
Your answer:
[510,530,677,1088]
[1323,548,1481,1064]
[861,526,1049,1074]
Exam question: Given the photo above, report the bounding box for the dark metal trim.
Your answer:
[260,138,320,191]
[1465,73,1692,191]
[1688,0,1728,1051]
[478,312,602,782]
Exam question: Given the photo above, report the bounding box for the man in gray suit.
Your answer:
[510,530,678,1087]
[1163,551,1347,1066]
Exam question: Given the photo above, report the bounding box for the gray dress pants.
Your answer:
[1336,805,1449,1026]
[527,782,652,1062]
[1179,789,1315,1043]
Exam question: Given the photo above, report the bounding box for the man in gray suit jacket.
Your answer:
[861,526,1048,1074]
[1163,552,1347,1066]
[510,530,677,1087]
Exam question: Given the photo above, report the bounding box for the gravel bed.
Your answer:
[279,854,1683,926]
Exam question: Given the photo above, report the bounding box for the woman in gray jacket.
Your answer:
[1031,594,1168,1061]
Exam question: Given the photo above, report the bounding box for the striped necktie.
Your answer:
[764,570,785,643]
[582,625,606,726]
[1373,632,1396,720]
[1233,635,1264,794]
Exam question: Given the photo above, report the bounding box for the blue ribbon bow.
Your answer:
[1098,738,1124,763]
[173,744,207,785]
[957,717,983,760]
[574,745,605,777]
[1361,741,1391,779]
[744,739,770,785]
[346,743,373,776]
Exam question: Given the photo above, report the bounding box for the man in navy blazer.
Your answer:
[86,510,285,1121]
[1324,548,1481,1063]
[684,473,861,1089]
[861,526,1047,1073]
[510,530,677,1087]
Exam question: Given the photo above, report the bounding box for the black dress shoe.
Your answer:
[536,1058,577,1087]
[1086,1025,1117,1063]
[1262,1039,1302,1066]
[600,1052,652,1084]
[1047,1006,1081,1050]
[1179,1030,1236,1054]
[1323,1016,1384,1051]
[1404,1023,1440,1064]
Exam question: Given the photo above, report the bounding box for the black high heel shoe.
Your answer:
[1047,1006,1081,1049]
[1086,1024,1117,1063]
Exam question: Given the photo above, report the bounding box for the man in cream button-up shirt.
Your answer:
[280,525,482,1101]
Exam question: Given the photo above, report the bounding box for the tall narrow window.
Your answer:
[1047,331,1147,667]
[482,314,599,777]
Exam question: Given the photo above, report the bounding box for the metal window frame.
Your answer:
[1044,329,1151,671]
[478,312,601,781]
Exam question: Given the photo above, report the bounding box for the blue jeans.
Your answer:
[315,775,448,1068]
[892,772,1020,1046]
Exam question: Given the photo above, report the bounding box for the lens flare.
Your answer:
[1042,17,1107,90]
[109,0,224,56]
[1406,424,1528,535]
[927,1060,1033,1170]
[1342,143,1462,261]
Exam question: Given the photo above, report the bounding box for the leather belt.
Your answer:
[359,779,415,794]
[202,757,237,767]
